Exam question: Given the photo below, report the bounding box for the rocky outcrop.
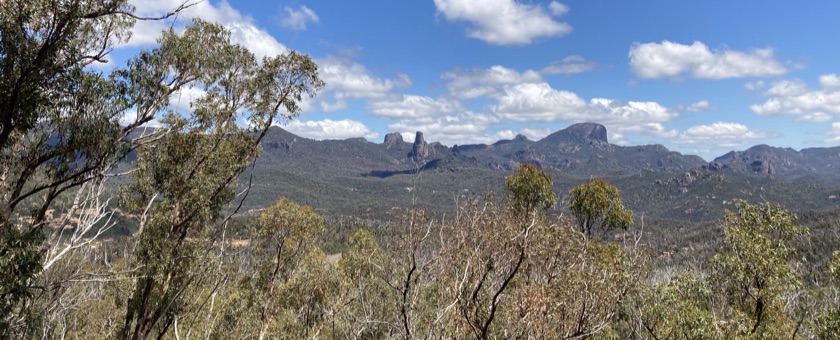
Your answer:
[408,131,428,162]
[383,132,404,150]
[565,122,608,142]
[751,160,776,175]
[539,122,609,145]
[513,134,530,142]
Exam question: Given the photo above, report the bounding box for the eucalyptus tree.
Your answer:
[504,163,557,222]
[0,0,185,334]
[568,177,634,238]
[118,21,322,339]
[0,1,324,337]
[709,201,808,337]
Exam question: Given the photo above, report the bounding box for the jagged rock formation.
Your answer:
[541,122,609,145]
[751,160,776,175]
[383,132,404,150]
[408,131,428,162]
[707,144,840,176]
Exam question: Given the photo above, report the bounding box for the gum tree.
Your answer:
[568,177,634,238]
[118,21,323,339]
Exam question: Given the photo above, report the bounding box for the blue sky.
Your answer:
[115,0,840,160]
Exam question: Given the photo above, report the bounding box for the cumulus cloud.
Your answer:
[490,83,676,126]
[826,122,840,144]
[629,41,787,79]
[434,0,572,45]
[279,5,319,30]
[318,57,411,100]
[493,127,552,141]
[614,123,678,138]
[168,86,207,113]
[587,98,677,125]
[750,74,840,122]
[491,83,587,121]
[679,100,711,112]
[126,0,287,60]
[442,65,542,99]
[677,122,779,147]
[119,109,163,128]
[745,80,765,91]
[400,132,417,143]
[319,100,349,113]
[820,74,840,89]
[367,95,465,119]
[541,55,596,75]
[389,112,498,146]
[283,119,379,140]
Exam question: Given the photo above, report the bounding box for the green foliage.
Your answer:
[814,251,840,339]
[0,218,42,334]
[637,274,725,339]
[710,201,807,337]
[638,201,812,339]
[111,19,323,339]
[504,163,557,220]
[568,177,634,238]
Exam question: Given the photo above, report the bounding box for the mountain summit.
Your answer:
[539,122,608,145]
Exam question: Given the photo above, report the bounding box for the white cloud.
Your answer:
[677,122,779,147]
[750,75,840,121]
[519,127,553,140]
[541,55,596,75]
[490,83,677,126]
[548,1,569,16]
[587,98,677,125]
[389,112,498,146]
[609,132,628,145]
[494,129,517,140]
[491,83,587,121]
[493,127,551,141]
[279,5,319,30]
[318,57,410,100]
[683,100,711,112]
[400,132,416,143]
[820,74,840,89]
[800,112,832,122]
[745,80,765,91]
[283,119,379,140]
[826,122,840,143]
[434,0,572,45]
[168,85,207,113]
[119,109,163,128]
[319,100,349,112]
[126,0,287,60]
[442,65,542,99]
[629,41,787,79]
[367,95,465,119]
[615,123,678,138]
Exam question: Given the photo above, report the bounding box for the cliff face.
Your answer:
[383,132,404,150]
[540,122,609,145]
[408,131,428,162]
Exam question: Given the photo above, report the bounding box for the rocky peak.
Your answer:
[513,134,530,142]
[565,122,608,142]
[383,132,404,150]
[539,122,609,145]
[408,131,428,162]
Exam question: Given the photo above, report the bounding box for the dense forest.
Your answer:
[2,1,839,339]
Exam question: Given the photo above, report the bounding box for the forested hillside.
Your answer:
[2,2,840,339]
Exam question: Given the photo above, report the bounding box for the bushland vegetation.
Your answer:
[2,2,840,339]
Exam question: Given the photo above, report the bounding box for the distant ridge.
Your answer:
[240,123,840,222]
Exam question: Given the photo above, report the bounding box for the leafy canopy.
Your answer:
[568,177,634,238]
[504,163,557,219]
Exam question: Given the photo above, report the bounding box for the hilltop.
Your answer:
[243,123,840,222]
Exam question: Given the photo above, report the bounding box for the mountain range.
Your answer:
[244,122,840,223]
